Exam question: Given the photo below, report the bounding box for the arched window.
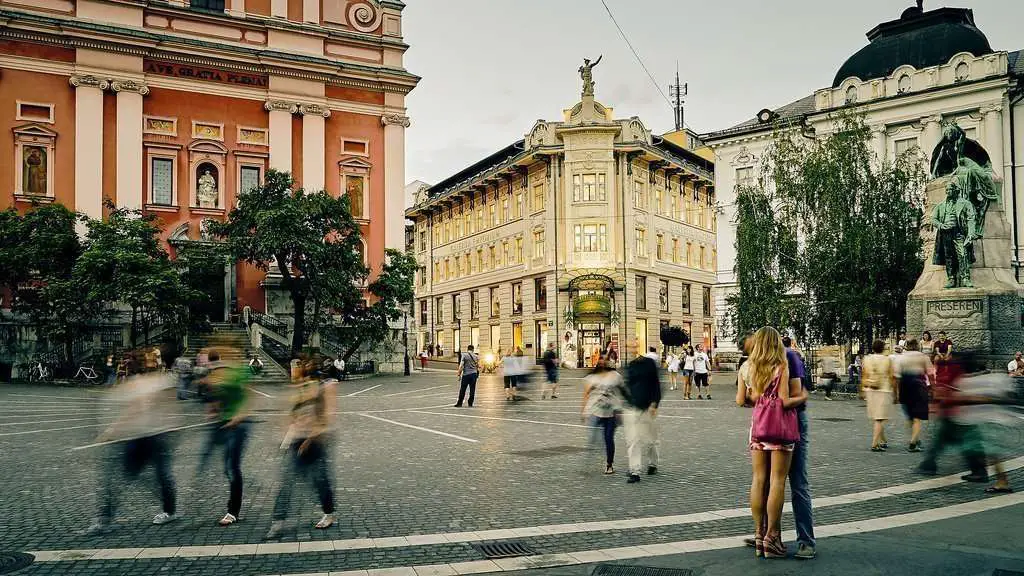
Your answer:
[845,85,858,105]
[897,74,912,94]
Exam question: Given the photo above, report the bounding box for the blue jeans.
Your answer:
[789,410,815,547]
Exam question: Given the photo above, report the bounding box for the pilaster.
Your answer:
[265,100,297,173]
[70,75,108,228]
[112,79,149,210]
[382,113,411,251]
[299,104,330,192]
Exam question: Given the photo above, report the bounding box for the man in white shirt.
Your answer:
[692,345,711,400]
[1007,351,1022,376]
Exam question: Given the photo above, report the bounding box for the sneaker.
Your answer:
[706,395,712,400]
[824,396,833,401]
[627,474,641,484]
[647,465,658,475]
[697,395,704,400]
[908,442,923,453]
[315,513,335,529]
[152,512,178,525]
[794,543,816,559]
[82,521,114,536]
[218,513,237,526]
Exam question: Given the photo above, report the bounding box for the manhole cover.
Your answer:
[0,552,34,574]
[993,571,1024,576]
[591,565,693,576]
[506,446,589,458]
[472,540,535,559]
[817,417,853,422]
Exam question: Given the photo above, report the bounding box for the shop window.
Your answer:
[512,282,523,315]
[535,278,547,311]
[636,276,647,310]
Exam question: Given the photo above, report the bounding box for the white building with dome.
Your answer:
[703,3,1024,355]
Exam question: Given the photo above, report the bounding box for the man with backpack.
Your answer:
[454,344,480,407]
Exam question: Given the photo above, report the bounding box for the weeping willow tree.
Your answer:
[728,113,928,346]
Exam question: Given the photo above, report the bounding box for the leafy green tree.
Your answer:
[730,113,927,346]
[0,204,95,368]
[76,203,199,348]
[210,170,368,357]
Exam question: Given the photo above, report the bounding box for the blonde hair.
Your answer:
[747,326,785,396]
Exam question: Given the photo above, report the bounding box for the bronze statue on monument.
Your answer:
[579,55,602,98]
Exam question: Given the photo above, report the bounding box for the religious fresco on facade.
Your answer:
[22,145,46,195]
[346,175,365,218]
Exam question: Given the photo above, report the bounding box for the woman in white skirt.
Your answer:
[666,352,680,390]
[861,339,893,452]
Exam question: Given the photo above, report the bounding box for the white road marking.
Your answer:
[5,393,110,401]
[0,408,113,415]
[248,386,274,398]
[409,410,592,429]
[71,421,214,451]
[384,384,451,397]
[0,422,115,437]
[345,384,383,397]
[0,416,113,427]
[0,411,112,420]
[28,487,1024,564]
[355,412,478,443]
[497,409,694,420]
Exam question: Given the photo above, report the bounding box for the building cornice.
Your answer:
[0,8,420,94]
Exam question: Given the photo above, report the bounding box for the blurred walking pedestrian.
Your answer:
[196,350,252,526]
[501,348,521,401]
[861,340,893,452]
[624,344,661,483]
[266,360,337,538]
[172,355,195,400]
[899,339,932,452]
[581,354,627,475]
[915,352,988,479]
[948,357,1018,492]
[541,342,560,399]
[454,344,479,407]
[85,369,180,534]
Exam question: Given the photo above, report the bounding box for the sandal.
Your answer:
[763,533,787,559]
[218,513,237,526]
[315,513,335,529]
[984,486,1014,493]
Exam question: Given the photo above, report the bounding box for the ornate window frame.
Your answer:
[13,123,57,201]
[16,101,54,124]
[145,143,182,210]
[234,150,267,201]
[341,137,370,157]
[188,139,228,212]
[339,155,372,221]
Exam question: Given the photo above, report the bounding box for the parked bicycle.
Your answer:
[27,359,51,382]
[74,363,99,382]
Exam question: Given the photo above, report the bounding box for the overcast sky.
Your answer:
[402,0,1024,185]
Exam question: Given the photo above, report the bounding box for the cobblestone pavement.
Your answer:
[0,369,1021,575]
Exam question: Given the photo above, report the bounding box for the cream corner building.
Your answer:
[703,4,1024,354]
[407,76,716,367]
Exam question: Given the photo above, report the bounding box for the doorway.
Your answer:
[191,266,226,323]
[577,323,605,368]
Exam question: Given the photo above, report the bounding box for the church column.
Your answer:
[271,0,286,18]
[382,113,411,250]
[920,115,943,160]
[111,79,148,210]
[299,104,330,192]
[227,0,244,16]
[70,75,107,226]
[265,100,296,173]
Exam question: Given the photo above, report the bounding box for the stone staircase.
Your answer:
[185,323,290,384]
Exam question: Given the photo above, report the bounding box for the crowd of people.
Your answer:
[85,348,340,539]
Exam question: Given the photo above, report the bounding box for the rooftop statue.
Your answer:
[579,55,602,97]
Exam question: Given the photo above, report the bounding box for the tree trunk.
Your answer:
[130,307,138,349]
[342,337,362,362]
[291,292,306,358]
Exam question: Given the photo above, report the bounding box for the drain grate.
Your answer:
[506,445,589,458]
[472,540,536,559]
[0,552,34,574]
[817,417,854,422]
[591,565,693,576]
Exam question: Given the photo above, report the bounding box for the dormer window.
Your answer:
[897,74,912,94]
[845,85,858,105]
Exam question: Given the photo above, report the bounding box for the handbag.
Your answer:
[751,373,799,444]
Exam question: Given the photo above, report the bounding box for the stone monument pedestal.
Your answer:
[906,177,1024,365]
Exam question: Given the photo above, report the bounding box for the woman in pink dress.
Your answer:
[736,327,806,558]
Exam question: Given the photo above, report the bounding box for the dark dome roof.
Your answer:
[832,6,993,87]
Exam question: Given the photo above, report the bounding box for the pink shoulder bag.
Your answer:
[751,372,799,444]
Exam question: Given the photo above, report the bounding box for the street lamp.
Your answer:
[403,309,410,376]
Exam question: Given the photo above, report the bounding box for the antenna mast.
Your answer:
[669,64,688,131]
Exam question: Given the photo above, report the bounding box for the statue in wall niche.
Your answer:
[929,122,999,237]
[933,178,977,288]
[578,55,602,97]
[197,169,218,208]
